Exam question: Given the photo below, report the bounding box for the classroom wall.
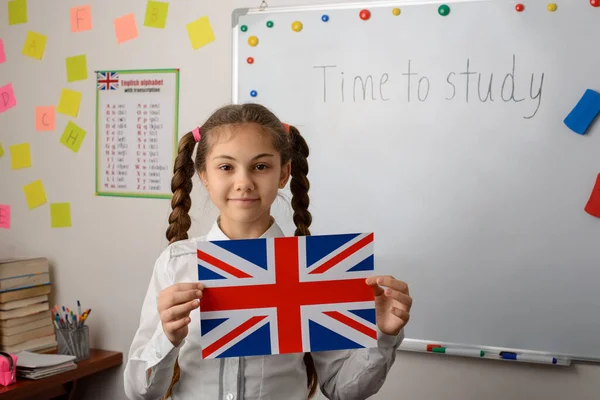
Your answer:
[1,0,598,399]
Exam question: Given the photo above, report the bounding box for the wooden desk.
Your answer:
[0,349,123,400]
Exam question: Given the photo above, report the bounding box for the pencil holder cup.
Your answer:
[57,326,90,362]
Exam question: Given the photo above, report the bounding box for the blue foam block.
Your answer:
[564,89,600,135]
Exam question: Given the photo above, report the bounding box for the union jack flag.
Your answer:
[198,233,377,359]
[97,72,119,90]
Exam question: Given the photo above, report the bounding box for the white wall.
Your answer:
[1,0,598,399]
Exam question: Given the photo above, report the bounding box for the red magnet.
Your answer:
[591,0,600,7]
[515,3,525,12]
[247,57,254,64]
[359,9,371,20]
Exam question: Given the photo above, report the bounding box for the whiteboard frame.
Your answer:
[230,0,600,364]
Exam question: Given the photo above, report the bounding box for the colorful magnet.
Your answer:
[292,21,303,32]
[359,9,371,20]
[591,0,600,6]
[392,8,401,16]
[266,21,274,28]
[547,3,557,11]
[247,57,254,64]
[321,14,329,22]
[585,173,600,218]
[250,90,257,97]
[248,36,259,46]
[515,3,525,12]
[564,89,600,135]
[241,25,248,32]
[438,4,450,16]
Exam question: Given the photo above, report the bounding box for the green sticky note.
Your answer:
[144,1,169,28]
[50,203,72,228]
[60,121,86,153]
[10,143,31,169]
[22,31,47,60]
[23,180,46,209]
[0,143,4,158]
[8,0,27,25]
[66,54,88,82]
[57,89,82,117]
[186,16,215,50]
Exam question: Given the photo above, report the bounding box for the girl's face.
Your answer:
[200,123,290,230]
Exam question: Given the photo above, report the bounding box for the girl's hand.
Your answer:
[366,276,412,336]
[158,282,204,347]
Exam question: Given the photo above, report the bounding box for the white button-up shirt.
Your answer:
[124,220,403,400]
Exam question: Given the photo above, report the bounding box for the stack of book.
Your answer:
[0,258,57,353]
[16,351,77,380]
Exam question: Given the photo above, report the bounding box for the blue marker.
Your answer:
[500,352,557,364]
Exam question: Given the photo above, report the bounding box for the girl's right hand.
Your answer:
[158,282,204,347]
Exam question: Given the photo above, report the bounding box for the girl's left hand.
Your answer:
[366,276,412,336]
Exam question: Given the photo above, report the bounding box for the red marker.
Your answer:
[427,344,442,351]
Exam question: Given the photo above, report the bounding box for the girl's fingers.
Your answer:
[164,316,191,333]
[365,278,385,296]
[164,289,203,309]
[384,289,413,308]
[161,299,200,323]
[390,307,410,323]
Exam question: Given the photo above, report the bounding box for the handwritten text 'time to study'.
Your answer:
[314,55,545,119]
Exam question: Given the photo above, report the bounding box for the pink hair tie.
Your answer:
[192,127,201,142]
[282,123,290,134]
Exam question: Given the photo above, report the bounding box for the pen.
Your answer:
[500,352,558,364]
[432,347,485,358]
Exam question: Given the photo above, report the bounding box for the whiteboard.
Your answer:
[233,0,600,361]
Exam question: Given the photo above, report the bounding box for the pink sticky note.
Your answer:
[35,106,55,131]
[0,83,17,113]
[0,205,10,229]
[71,5,92,32]
[114,13,138,44]
[0,39,5,64]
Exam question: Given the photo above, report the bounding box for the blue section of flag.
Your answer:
[198,265,227,280]
[305,233,361,267]
[219,322,272,358]
[213,239,268,270]
[201,318,228,335]
[349,308,376,325]
[308,320,363,351]
[347,255,374,272]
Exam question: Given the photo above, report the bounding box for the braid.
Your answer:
[163,131,196,399]
[288,126,318,398]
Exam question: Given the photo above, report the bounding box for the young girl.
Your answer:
[124,103,412,400]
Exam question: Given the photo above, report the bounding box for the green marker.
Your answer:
[432,347,485,357]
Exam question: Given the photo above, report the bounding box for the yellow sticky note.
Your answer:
[70,5,92,32]
[22,31,47,60]
[23,180,46,209]
[50,203,71,228]
[35,106,55,131]
[0,143,4,158]
[60,121,86,153]
[186,16,215,50]
[8,0,27,25]
[114,13,138,44]
[57,89,82,117]
[66,54,88,82]
[10,143,31,169]
[144,1,169,28]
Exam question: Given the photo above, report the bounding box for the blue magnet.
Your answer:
[250,90,258,97]
[322,14,329,22]
[564,89,600,135]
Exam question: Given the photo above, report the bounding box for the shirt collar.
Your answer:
[206,217,284,241]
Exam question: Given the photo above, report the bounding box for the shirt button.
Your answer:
[155,350,161,358]
[226,394,234,400]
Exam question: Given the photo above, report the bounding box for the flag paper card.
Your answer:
[198,233,377,359]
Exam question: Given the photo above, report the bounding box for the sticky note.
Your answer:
[8,0,27,25]
[57,89,81,117]
[0,39,6,64]
[35,106,55,131]
[23,180,46,209]
[144,1,169,28]
[70,5,92,32]
[585,173,600,218]
[0,83,17,113]
[564,89,600,135]
[60,121,86,153]
[186,16,215,50]
[10,143,31,169]
[50,203,71,228]
[114,13,138,44]
[66,54,88,82]
[22,31,47,60]
[0,143,4,157]
[0,205,10,229]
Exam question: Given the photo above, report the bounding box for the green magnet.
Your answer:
[438,4,450,16]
